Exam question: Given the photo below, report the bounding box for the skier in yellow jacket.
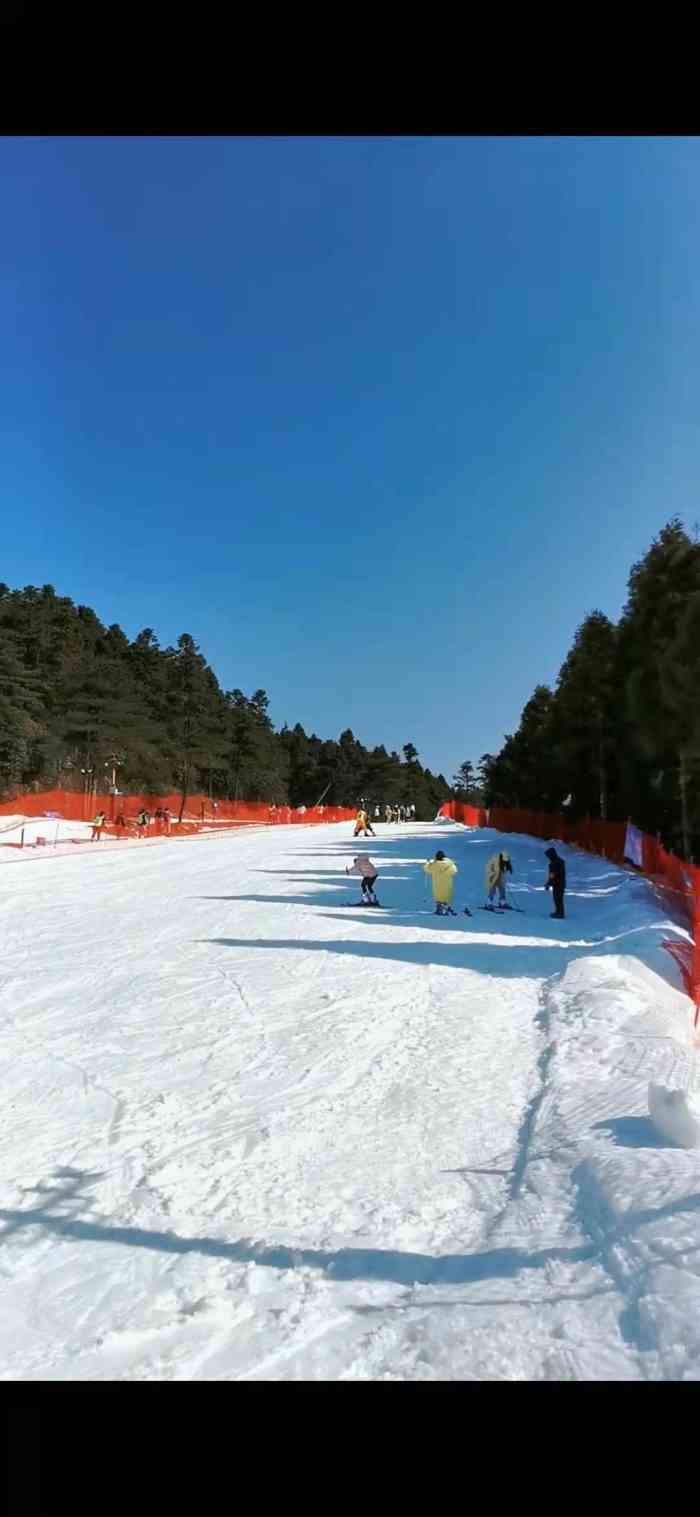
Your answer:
[354,808,375,838]
[484,850,513,909]
[424,849,458,916]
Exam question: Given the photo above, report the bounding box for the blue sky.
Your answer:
[2,135,700,784]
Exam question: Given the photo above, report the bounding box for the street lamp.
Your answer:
[104,753,124,793]
[80,766,94,821]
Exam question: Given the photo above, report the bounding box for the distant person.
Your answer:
[374,805,380,820]
[90,810,106,841]
[354,808,375,838]
[544,847,566,919]
[424,849,458,916]
[115,811,127,837]
[345,854,381,906]
[136,808,150,838]
[484,850,513,909]
[162,806,172,835]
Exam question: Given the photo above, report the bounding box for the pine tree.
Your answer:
[0,630,46,795]
[620,519,700,855]
[453,759,475,797]
[165,634,225,820]
[552,611,618,818]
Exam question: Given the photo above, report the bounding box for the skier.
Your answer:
[90,810,107,841]
[484,850,513,909]
[345,854,381,905]
[424,849,458,916]
[544,847,566,918]
[354,808,375,838]
[136,807,150,838]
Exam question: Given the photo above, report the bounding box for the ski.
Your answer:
[340,900,384,908]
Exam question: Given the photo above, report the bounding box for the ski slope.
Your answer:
[1,819,699,1381]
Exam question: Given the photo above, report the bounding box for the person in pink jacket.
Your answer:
[345,854,380,906]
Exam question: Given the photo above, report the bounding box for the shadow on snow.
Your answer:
[3,1168,700,1292]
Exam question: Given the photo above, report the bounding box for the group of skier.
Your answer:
[384,804,415,824]
[342,843,567,918]
[353,802,415,837]
[90,807,173,840]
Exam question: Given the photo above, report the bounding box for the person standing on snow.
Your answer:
[424,849,458,916]
[484,850,513,909]
[354,807,374,838]
[90,810,107,841]
[544,847,566,918]
[345,854,381,905]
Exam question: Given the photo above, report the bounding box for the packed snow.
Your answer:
[1,819,700,1381]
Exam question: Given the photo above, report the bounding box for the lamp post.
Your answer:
[80,767,94,822]
[103,753,124,820]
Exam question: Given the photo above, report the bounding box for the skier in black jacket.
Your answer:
[544,847,566,919]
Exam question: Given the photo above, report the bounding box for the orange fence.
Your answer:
[0,788,356,832]
[439,801,700,1018]
[439,800,488,828]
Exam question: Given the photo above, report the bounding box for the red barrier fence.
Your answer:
[439,801,700,1018]
[0,788,356,830]
[438,801,488,828]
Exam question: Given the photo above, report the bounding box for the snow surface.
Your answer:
[1,819,700,1381]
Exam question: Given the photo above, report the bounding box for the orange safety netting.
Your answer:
[438,802,700,1019]
[0,788,357,833]
[438,800,488,828]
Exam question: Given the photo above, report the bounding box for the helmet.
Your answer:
[435,850,445,861]
[501,851,510,862]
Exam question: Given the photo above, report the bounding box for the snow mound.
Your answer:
[648,1083,700,1149]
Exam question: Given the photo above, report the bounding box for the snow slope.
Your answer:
[1,820,699,1381]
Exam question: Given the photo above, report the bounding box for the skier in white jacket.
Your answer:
[345,855,380,905]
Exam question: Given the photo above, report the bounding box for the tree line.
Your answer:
[0,583,453,818]
[453,519,700,860]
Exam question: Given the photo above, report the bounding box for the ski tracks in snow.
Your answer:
[2,821,700,1380]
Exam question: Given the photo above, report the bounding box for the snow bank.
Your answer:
[648,1085,700,1149]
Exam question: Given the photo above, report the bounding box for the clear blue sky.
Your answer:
[2,135,700,783]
